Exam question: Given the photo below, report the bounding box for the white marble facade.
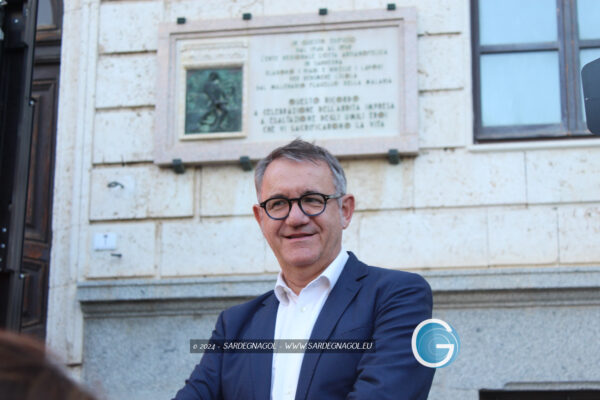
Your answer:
[48,0,600,398]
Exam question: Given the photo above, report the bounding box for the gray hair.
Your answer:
[254,139,347,199]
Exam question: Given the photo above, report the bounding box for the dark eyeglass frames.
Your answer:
[259,193,343,220]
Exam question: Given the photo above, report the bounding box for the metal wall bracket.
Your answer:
[172,159,185,174]
[387,149,401,165]
[239,156,252,171]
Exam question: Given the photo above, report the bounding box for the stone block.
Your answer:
[414,149,526,207]
[90,165,194,220]
[87,222,156,278]
[558,206,600,264]
[354,0,466,35]
[147,167,195,218]
[96,55,156,108]
[93,108,154,164]
[430,306,600,392]
[46,284,83,364]
[263,0,349,15]
[82,311,221,400]
[48,224,78,289]
[200,166,256,216]
[488,207,558,266]
[160,218,267,276]
[99,1,162,54]
[90,167,146,220]
[419,89,466,148]
[526,148,600,204]
[342,158,413,210]
[359,209,488,269]
[168,0,263,21]
[418,34,465,91]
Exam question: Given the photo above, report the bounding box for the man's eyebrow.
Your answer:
[301,190,322,196]
[265,193,286,199]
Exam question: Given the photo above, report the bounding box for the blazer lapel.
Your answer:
[294,253,368,400]
[250,293,279,400]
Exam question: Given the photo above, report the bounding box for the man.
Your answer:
[200,71,229,131]
[174,139,435,399]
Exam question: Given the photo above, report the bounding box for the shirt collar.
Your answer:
[274,248,349,305]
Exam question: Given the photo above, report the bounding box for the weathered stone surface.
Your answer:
[160,218,267,276]
[82,311,222,400]
[419,89,466,148]
[168,0,264,21]
[527,148,600,204]
[488,207,558,266]
[263,0,348,16]
[418,34,465,91]
[343,159,414,210]
[99,1,163,54]
[96,54,156,108]
[90,165,194,220]
[87,222,156,278]
[359,209,488,268]
[558,206,600,264]
[414,149,526,207]
[46,284,83,366]
[356,0,467,35]
[200,166,256,216]
[93,108,154,164]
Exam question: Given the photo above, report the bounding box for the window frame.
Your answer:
[471,0,600,142]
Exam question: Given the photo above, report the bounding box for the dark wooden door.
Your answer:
[19,0,62,339]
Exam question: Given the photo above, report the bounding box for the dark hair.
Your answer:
[254,139,347,198]
[0,330,96,400]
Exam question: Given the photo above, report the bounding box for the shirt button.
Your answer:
[301,306,307,312]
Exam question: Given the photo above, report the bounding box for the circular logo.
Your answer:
[411,318,460,368]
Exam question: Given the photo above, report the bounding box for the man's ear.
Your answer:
[253,204,263,226]
[340,194,355,229]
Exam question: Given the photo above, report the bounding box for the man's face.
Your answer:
[253,158,354,275]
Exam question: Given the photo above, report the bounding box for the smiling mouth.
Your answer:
[285,232,314,240]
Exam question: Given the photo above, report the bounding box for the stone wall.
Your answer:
[47,0,600,398]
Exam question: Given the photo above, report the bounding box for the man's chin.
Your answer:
[280,252,321,270]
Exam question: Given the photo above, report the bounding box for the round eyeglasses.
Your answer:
[259,193,343,220]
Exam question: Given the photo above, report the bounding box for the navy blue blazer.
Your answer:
[174,252,435,400]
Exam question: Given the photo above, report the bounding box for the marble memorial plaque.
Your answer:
[155,9,418,165]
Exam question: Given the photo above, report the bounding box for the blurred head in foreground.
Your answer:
[0,330,96,400]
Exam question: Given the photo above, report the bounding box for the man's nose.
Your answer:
[286,200,310,224]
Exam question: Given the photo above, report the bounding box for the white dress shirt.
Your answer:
[270,249,349,400]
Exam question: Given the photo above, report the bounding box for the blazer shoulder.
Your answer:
[348,253,431,291]
[368,265,431,289]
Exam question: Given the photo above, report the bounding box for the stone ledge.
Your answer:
[77,266,600,316]
[77,275,276,302]
[424,265,600,291]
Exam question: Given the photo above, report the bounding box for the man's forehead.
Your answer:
[259,158,335,194]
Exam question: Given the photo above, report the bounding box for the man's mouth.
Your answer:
[284,232,314,240]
